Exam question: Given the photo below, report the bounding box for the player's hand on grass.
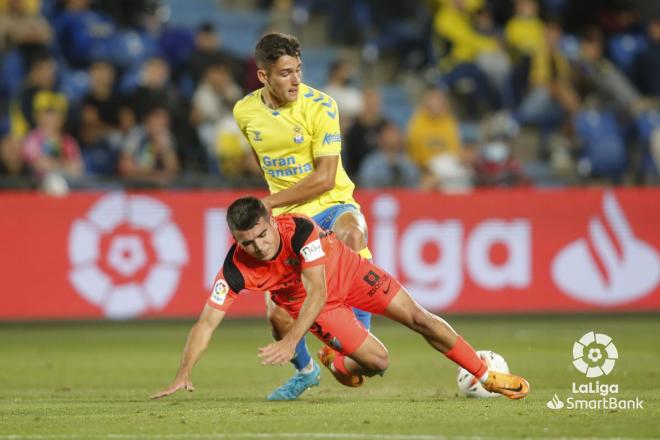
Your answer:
[150,376,195,400]
[258,339,295,366]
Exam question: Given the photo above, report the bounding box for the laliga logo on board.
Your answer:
[552,192,659,306]
[68,193,189,319]
[572,331,617,378]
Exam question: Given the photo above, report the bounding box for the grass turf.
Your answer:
[0,314,658,439]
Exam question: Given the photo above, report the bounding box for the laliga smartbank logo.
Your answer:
[546,331,643,411]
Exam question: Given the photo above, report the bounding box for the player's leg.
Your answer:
[332,209,372,330]
[318,332,389,386]
[311,306,388,386]
[382,287,529,399]
[265,295,320,401]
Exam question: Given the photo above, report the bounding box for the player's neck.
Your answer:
[261,88,286,109]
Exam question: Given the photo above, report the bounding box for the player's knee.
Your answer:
[337,227,364,252]
[363,348,389,374]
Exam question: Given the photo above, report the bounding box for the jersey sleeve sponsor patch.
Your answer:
[322,132,341,145]
[300,238,325,262]
[211,279,230,305]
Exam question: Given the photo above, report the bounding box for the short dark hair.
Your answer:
[255,32,301,71]
[227,196,269,231]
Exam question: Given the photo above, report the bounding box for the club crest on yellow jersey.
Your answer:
[293,126,304,144]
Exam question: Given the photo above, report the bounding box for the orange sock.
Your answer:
[444,336,488,378]
[332,354,350,375]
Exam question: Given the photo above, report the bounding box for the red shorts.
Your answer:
[295,260,401,356]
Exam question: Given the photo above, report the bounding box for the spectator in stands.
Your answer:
[107,101,141,159]
[504,0,545,103]
[118,106,180,183]
[191,62,242,156]
[323,59,364,125]
[96,0,159,29]
[344,88,389,177]
[515,18,581,159]
[53,0,116,69]
[358,121,420,189]
[505,0,545,61]
[127,56,199,166]
[22,106,83,179]
[632,17,660,98]
[0,0,52,55]
[433,0,511,111]
[407,86,473,191]
[0,0,40,15]
[76,60,119,147]
[187,22,244,87]
[11,56,69,138]
[473,112,528,187]
[573,27,644,118]
[0,134,30,177]
[127,57,181,122]
[214,116,263,184]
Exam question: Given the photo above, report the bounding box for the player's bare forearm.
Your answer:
[177,306,225,375]
[258,266,327,365]
[151,305,225,399]
[263,175,332,209]
[175,321,214,377]
[286,268,328,344]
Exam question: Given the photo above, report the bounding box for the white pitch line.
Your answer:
[0,434,658,440]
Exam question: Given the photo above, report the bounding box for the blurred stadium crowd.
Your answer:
[1,0,659,194]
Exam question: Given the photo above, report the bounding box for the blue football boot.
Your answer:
[266,362,321,401]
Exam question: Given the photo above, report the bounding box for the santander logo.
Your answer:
[68,193,189,319]
[551,192,659,306]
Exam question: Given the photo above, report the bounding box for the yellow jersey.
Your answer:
[233,83,357,217]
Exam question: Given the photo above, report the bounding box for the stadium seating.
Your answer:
[300,46,338,89]
[165,0,220,26]
[574,110,627,179]
[167,2,268,58]
[212,11,269,57]
[59,67,90,105]
[379,84,413,130]
[109,30,160,70]
[0,50,25,99]
[607,33,647,77]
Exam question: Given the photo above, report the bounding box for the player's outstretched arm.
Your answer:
[262,156,338,211]
[258,265,327,365]
[151,304,226,399]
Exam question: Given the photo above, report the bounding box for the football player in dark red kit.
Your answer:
[152,197,529,400]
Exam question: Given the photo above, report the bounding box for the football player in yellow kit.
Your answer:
[233,33,372,400]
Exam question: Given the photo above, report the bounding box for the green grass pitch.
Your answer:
[0,314,658,439]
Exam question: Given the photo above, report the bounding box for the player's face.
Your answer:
[259,55,302,107]
[232,216,281,261]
